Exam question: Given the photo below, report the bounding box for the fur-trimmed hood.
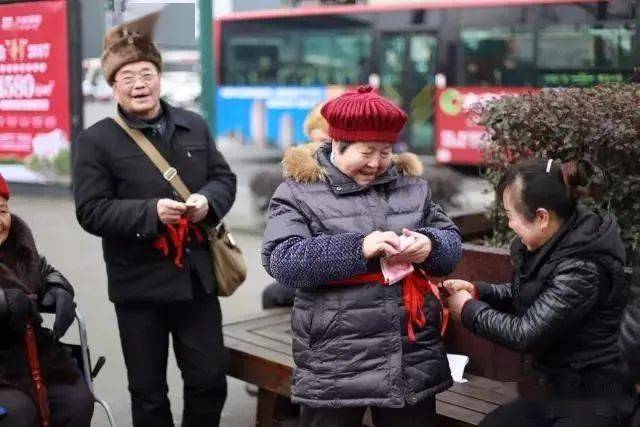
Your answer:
[281,142,424,184]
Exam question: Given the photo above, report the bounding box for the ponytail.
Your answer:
[561,160,603,200]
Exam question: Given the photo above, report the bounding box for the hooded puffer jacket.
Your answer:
[262,142,462,408]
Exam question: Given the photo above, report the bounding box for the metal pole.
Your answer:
[198,0,215,134]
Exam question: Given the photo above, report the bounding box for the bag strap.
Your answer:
[112,115,191,201]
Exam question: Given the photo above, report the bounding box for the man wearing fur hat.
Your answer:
[262,86,461,426]
[73,13,236,427]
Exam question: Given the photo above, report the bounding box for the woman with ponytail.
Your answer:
[444,159,634,426]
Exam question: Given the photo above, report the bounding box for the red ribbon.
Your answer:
[329,270,449,342]
[154,217,204,268]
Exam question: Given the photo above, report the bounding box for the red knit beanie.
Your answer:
[321,85,408,143]
[0,174,9,200]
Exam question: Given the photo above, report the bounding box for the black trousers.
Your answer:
[300,397,436,427]
[0,375,94,427]
[479,397,635,427]
[115,289,227,427]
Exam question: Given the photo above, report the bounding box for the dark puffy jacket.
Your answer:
[262,143,462,408]
[0,215,79,401]
[462,209,628,384]
[620,251,640,380]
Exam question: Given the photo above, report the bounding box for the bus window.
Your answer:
[538,25,634,70]
[226,36,295,85]
[460,28,535,86]
[537,25,634,86]
[300,33,372,85]
[380,35,406,106]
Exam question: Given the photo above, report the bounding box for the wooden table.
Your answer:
[224,309,518,427]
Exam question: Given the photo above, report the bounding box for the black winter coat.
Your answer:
[0,215,79,400]
[262,143,462,408]
[462,209,628,388]
[620,251,640,381]
[73,101,236,303]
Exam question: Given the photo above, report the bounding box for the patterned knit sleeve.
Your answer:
[269,234,369,289]
[262,181,369,288]
[416,201,462,277]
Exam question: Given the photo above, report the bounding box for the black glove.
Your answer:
[41,286,75,339]
[4,288,41,332]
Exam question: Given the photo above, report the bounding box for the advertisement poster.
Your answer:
[0,0,70,183]
[215,85,354,149]
[435,86,534,165]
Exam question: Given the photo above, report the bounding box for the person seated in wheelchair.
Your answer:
[0,173,94,427]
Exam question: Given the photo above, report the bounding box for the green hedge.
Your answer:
[478,84,640,257]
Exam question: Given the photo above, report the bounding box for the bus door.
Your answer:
[379,33,438,155]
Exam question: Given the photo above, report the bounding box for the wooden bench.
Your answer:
[225,309,519,426]
[224,245,523,426]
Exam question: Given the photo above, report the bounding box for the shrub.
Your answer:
[477,84,640,257]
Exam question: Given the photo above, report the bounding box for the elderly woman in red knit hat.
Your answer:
[262,86,462,426]
[0,174,93,427]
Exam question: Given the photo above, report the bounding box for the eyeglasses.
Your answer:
[115,71,159,88]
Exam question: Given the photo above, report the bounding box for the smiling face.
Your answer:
[0,197,11,247]
[112,61,161,120]
[332,141,393,186]
[502,179,561,252]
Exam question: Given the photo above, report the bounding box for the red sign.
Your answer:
[0,1,70,164]
[435,87,534,165]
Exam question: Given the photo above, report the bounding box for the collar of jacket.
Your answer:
[511,207,624,280]
[512,212,578,280]
[281,141,424,196]
[117,99,192,132]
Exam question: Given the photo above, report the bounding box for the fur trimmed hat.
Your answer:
[321,85,408,143]
[101,12,163,85]
[0,173,10,200]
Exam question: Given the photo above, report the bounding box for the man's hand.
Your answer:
[185,194,209,224]
[362,231,400,260]
[157,199,187,225]
[447,290,473,322]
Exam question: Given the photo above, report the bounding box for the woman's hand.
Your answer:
[362,231,400,259]
[447,290,473,322]
[442,279,476,296]
[387,229,432,264]
[3,288,41,332]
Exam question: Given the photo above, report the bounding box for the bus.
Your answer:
[215,0,638,163]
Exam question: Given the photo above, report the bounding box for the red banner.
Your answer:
[435,87,534,165]
[0,0,70,181]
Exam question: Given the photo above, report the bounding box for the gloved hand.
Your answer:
[4,288,41,332]
[41,286,75,339]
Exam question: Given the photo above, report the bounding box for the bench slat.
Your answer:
[436,400,485,426]
[437,389,499,415]
[449,377,517,406]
